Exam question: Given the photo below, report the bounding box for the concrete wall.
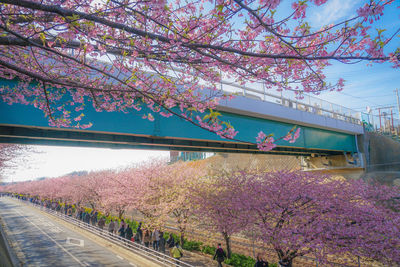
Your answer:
[359,132,400,185]
[362,132,400,172]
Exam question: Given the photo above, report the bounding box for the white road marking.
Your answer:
[129,262,137,267]
[66,237,85,247]
[50,226,63,233]
[14,209,86,266]
[116,255,124,260]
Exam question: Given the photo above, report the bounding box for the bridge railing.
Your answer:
[219,80,362,125]
[220,80,400,141]
[166,67,363,125]
[22,199,194,267]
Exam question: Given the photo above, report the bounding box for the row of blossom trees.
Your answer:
[1,159,399,266]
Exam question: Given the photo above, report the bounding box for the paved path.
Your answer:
[0,198,159,267]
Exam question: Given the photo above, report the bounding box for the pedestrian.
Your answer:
[76,207,82,220]
[254,253,269,267]
[213,243,226,267]
[143,230,151,247]
[98,217,106,230]
[170,242,184,265]
[108,219,115,234]
[136,222,143,243]
[67,207,72,216]
[125,224,133,241]
[114,219,119,234]
[167,234,175,249]
[152,229,160,251]
[86,211,91,223]
[91,210,98,226]
[159,231,166,254]
[118,224,125,238]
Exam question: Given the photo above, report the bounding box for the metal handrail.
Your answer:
[219,80,362,125]
[163,67,363,125]
[21,199,194,267]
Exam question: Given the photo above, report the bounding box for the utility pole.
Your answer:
[396,89,400,121]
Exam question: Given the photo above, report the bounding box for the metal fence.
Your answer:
[221,80,400,142]
[219,80,362,125]
[22,200,194,267]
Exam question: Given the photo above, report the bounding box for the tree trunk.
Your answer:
[118,210,124,219]
[223,232,232,259]
[276,249,294,267]
[180,230,185,246]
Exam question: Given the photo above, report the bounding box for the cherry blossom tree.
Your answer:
[225,170,400,266]
[122,160,205,245]
[0,144,34,182]
[98,168,143,218]
[156,161,206,246]
[191,170,254,258]
[1,0,398,149]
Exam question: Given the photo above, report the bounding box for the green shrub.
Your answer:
[129,220,138,230]
[201,245,216,255]
[224,253,255,267]
[182,240,203,251]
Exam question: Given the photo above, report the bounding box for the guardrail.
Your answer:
[219,80,362,125]
[166,67,363,125]
[19,199,194,267]
[223,80,400,141]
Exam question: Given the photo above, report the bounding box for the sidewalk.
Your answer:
[24,199,221,267]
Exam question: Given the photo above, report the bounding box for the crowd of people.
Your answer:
[10,194,187,264]
[7,194,284,267]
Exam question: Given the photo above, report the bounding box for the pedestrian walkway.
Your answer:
[11,197,222,267]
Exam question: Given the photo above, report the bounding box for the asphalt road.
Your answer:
[0,198,142,267]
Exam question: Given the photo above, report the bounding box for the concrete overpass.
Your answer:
[0,78,364,157]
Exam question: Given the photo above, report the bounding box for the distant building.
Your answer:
[169,151,208,163]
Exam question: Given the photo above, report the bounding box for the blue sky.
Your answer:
[307,0,400,119]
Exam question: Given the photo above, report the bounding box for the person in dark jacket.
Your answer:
[136,222,143,242]
[91,210,98,225]
[213,243,226,267]
[254,253,268,267]
[125,225,133,241]
[166,234,175,248]
[159,231,166,254]
[118,225,125,238]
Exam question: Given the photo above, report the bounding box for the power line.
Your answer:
[337,91,385,107]
[353,103,398,110]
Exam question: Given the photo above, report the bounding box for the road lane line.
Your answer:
[14,209,85,266]
[129,262,137,266]
[116,255,124,260]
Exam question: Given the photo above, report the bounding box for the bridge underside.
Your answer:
[0,125,344,156]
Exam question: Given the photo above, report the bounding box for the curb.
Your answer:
[0,216,22,267]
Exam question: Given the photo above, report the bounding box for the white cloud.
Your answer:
[310,0,361,28]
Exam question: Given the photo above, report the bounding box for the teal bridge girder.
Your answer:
[0,78,361,156]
